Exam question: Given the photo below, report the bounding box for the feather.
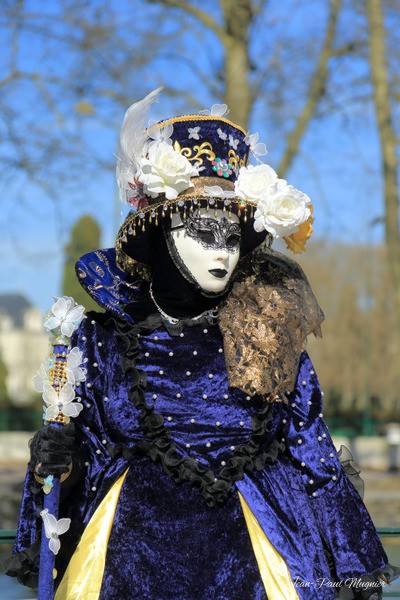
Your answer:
[116,87,163,203]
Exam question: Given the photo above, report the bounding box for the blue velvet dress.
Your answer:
[12,309,389,599]
[9,249,391,599]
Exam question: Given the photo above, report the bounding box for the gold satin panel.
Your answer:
[54,469,129,600]
[238,492,299,600]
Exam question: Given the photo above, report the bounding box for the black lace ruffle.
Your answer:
[108,315,284,507]
[2,538,40,589]
[338,445,365,499]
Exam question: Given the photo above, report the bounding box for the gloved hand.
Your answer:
[28,422,76,478]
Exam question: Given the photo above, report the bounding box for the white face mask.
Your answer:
[169,209,241,294]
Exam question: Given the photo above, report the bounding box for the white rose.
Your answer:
[234,163,278,203]
[254,179,311,238]
[138,141,198,200]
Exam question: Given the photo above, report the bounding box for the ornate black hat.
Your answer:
[114,90,314,275]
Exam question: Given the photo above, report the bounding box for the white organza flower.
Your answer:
[199,103,229,117]
[43,382,83,421]
[44,297,85,338]
[33,358,54,392]
[66,347,87,385]
[138,141,199,200]
[244,132,268,158]
[203,185,236,199]
[194,161,205,173]
[147,120,174,145]
[33,348,85,393]
[234,163,278,203]
[254,179,311,238]
[40,509,71,555]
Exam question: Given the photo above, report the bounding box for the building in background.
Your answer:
[0,294,48,406]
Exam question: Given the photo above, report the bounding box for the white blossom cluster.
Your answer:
[125,98,311,241]
[34,296,86,423]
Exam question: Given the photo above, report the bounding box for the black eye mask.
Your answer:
[170,213,241,253]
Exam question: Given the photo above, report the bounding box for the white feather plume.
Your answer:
[116,87,162,203]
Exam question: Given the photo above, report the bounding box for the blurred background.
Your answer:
[0,0,399,596]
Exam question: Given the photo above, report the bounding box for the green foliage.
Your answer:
[62,215,102,312]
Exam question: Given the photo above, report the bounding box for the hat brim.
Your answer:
[115,177,267,275]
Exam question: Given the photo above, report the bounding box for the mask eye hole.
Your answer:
[196,230,216,245]
[226,232,241,249]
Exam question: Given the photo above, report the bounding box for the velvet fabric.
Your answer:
[99,460,266,600]
[10,310,389,599]
[38,475,61,600]
[159,114,249,182]
[75,248,144,319]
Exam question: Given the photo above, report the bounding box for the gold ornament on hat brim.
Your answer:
[115,181,314,278]
[115,176,257,277]
[116,177,256,238]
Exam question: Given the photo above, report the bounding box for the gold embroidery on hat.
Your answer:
[228,149,246,171]
[174,140,216,165]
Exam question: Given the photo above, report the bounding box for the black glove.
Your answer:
[28,422,76,478]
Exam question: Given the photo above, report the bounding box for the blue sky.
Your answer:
[0,0,392,312]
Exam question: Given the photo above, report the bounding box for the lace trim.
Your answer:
[2,538,41,588]
[107,315,284,507]
[219,246,325,398]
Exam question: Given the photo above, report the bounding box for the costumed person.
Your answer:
[5,89,399,600]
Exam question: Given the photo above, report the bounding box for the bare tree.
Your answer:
[365,0,400,326]
[0,0,170,194]
[277,0,342,175]
[0,0,351,267]
[146,0,256,126]
[301,241,399,416]
[2,0,400,418]
[147,0,344,175]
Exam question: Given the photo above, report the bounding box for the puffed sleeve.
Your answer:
[280,351,388,580]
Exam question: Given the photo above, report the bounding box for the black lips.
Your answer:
[208,268,228,279]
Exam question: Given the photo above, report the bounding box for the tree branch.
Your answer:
[277,0,342,176]
[366,0,400,323]
[252,0,269,17]
[146,0,224,41]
